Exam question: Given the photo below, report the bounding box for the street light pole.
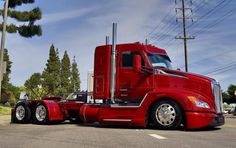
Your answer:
[0,0,9,99]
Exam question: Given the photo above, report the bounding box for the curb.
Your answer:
[0,115,10,126]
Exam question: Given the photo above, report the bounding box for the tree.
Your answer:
[24,73,47,99]
[0,0,42,37]
[60,51,71,96]
[24,45,81,98]
[227,84,236,103]
[0,48,16,106]
[71,56,81,92]
[7,84,26,100]
[222,84,236,104]
[1,49,12,93]
[222,92,229,103]
[42,44,61,95]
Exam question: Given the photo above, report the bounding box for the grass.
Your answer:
[0,105,12,115]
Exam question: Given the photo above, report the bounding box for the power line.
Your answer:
[151,24,179,44]
[186,0,231,30]
[151,0,234,57]
[149,18,176,42]
[203,61,236,75]
[193,0,208,13]
[193,6,236,36]
[146,4,175,39]
[179,48,236,70]
[159,0,207,48]
[153,0,230,48]
[206,65,236,76]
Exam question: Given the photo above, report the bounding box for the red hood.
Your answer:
[156,68,215,101]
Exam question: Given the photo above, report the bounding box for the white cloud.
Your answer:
[40,6,98,25]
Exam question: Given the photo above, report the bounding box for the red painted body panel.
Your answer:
[58,100,84,119]
[41,100,64,121]
[93,45,111,99]
[98,107,146,127]
[185,112,224,129]
[80,104,100,122]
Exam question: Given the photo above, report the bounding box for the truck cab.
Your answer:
[81,43,224,129]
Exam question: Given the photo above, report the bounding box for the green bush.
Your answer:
[0,91,16,107]
[0,105,12,115]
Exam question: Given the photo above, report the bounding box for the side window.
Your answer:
[122,51,145,68]
[122,52,133,67]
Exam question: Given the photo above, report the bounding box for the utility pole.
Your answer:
[0,0,9,99]
[175,0,194,72]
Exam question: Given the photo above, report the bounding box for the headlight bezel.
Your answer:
[195,100,210,109]
[188,96,210,109]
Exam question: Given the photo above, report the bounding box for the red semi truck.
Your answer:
[11,24,224,130]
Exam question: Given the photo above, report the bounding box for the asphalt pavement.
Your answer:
[0,115,236,148]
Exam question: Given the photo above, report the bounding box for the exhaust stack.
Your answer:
[110,23,117,103]
[106,36,109,45]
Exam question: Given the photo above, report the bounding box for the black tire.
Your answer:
[34,103,48,124]
[12,102,31,123]
[150,100,182,130]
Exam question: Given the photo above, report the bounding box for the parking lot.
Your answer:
[0,115,236,148]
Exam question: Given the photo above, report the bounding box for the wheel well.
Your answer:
[147,98,186,126]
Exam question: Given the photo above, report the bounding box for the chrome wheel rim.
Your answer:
[35,105,47,122]
[156,103,176,126]
[16,105,25,121]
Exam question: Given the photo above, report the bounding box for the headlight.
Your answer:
[188,96,210,109]
[195,100,210,109]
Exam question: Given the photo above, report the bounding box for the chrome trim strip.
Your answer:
[103,119,132,122]
[165,73,188,79]
[211,80,223,114]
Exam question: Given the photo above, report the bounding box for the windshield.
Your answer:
[147,53,172,69]
[64,93,77,100]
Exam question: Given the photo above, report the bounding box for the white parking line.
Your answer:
[149,134,167,140]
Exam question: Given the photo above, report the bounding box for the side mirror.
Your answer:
[133,55,141,72]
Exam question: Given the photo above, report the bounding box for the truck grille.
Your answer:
[212,81,223,114]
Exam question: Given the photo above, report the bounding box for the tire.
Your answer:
[34,103,48,124]
[150,100,182,130]
[12,102,31,123]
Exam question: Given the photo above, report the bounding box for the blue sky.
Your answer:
[1,0,236,91]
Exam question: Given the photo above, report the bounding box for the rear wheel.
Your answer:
[150,100,182,130]
[13,102,31,123]
[34,103,48,124]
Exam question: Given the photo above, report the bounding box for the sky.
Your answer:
[0,0,236,91]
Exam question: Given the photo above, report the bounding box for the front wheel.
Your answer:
[150,100,183,130]
[34,103,48,124]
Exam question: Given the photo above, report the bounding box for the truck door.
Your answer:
[116,51,153,101]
